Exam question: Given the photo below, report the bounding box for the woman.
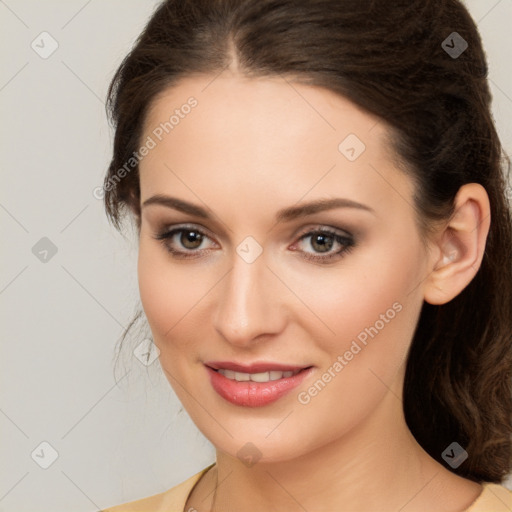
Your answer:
[102,0,512,510]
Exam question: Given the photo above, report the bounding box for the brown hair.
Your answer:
[103,0,512,483]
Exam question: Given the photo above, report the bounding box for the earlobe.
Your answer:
[423,183,491,306]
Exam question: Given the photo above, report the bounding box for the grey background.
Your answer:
[0,1,511,511]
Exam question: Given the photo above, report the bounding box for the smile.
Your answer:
[205,363,314,407]
[216,368,303,382]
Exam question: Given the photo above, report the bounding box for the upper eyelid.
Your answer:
[159,222,352,237]
[158,223,353,249]
[161,223,217,239]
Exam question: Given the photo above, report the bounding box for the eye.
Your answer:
[153,224,218,259]
[153,224,355,263]
[290,227,355,263]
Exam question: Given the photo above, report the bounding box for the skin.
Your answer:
[135,70,490,512]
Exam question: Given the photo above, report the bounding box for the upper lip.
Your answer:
[205,361,312,373]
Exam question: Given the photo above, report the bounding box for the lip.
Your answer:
[205,361,309,373]
[205,363,314,408]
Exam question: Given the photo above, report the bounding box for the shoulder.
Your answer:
[466,482,512,511]
[101,463,215,512]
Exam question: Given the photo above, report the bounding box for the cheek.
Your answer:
[137,239,208,350]
[287,254,423,440]
[288,232,425,370]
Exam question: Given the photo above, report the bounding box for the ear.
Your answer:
[423,183,491,305]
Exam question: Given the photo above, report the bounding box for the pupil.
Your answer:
[312,234,333,253]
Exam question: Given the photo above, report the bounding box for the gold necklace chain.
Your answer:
[210,465,219,512]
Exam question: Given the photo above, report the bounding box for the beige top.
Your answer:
[102,463,512,512]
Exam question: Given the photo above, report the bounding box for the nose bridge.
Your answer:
[213,248,283,345]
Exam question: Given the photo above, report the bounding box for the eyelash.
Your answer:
[153,224,355,263]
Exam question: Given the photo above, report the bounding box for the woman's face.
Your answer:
[137,73,431,463]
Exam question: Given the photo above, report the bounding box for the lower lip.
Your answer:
[205,366,314,407]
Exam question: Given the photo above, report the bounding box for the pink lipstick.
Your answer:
[204,361,314,407]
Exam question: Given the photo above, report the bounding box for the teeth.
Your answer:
[217,369,300,382]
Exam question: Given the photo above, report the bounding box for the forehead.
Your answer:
[143,73,385,153]
[139,73,414,222]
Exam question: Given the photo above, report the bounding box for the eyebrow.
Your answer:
[141,195,375,222]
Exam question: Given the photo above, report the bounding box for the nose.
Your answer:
[212,251,287,347]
